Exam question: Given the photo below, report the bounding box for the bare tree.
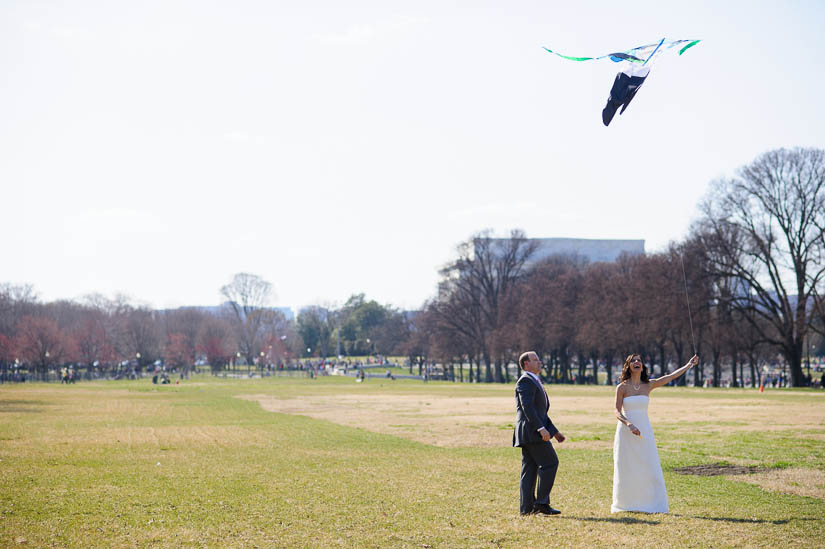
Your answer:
[517,256,584,382]
[697,147,825,386]
[162,308,207,377]
[14,316,76,380]
[220,273,274,365]
[120,307,163,373]
[0,283,38,338]
[434,229,537,382]
[402,305,437,377]
[576,262,625,385]
[71,304,116,376]
[663,241,710,385]
[198,315,235,374]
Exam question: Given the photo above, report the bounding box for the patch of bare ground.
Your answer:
[728,467,825,500]
[675,463,825,501]
[240,394,514,447]
[240,391,825,449]
[674,463,765,476]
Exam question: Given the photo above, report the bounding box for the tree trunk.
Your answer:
[785,340,805,387]
[658,344,667,379]
[576,352,586,384]
[483,353,493,383]
[560,348,570,383]
[674,345,686,386]
[604,353,613,386]
[738,357,744,388]
[589,352,599,384]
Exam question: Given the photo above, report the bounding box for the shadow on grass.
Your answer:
[671,514,819,525]
[558,515,661,525]
[559,514,820,526]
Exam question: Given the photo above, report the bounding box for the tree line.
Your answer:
[1,147,823,386]
[0,276,412,382]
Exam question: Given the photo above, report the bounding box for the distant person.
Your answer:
[513,351,565,515]
[612,353,698,513]
[820,371,824,389]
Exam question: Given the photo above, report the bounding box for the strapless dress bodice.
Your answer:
[622,394,649,413]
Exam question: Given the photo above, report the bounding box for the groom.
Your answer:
[513,351,565,515]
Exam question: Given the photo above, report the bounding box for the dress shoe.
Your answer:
[519,509,536,516]
[533,504,561,515]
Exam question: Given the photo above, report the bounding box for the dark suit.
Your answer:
[513,372,559,514]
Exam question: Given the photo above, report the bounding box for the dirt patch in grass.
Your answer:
[674,463,825,501]
[729,467,825,500]
[674,463,765,476]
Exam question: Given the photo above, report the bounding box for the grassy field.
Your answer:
[1,376,824,548]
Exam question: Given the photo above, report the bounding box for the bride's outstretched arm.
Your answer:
[615,384,640,436]
[650,355,699,389]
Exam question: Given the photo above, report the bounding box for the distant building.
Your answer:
[526,238,645,264]
[478,237,644,267]
[274,306,295,321]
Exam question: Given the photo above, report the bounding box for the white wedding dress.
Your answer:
[611,395,669,513]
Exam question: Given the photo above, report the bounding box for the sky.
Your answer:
[2,0,825,312]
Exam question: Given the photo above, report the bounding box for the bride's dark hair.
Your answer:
[620,354,649,382]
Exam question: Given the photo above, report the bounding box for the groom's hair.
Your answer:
[518,352,532,370]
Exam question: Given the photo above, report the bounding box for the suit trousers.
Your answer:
[520,441,559,513]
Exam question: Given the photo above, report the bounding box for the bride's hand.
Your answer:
[627,423,641,436]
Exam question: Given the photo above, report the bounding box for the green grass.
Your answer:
[1,377,824,547]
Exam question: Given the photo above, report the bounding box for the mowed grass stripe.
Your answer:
[0,377,823,547]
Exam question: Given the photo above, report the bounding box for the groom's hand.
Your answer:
[554,432,565,443]
[538,427,551,442]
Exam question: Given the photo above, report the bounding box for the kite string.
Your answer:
[679,252,698,356]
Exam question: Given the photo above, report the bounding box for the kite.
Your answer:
[543,39,700,126]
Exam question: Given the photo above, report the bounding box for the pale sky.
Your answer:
[3,1,824,312]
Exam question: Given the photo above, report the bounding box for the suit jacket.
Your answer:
[513,373,558,447]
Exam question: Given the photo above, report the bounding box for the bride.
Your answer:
[611,353,698,513]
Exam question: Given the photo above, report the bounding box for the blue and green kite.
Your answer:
[544,39,701,126]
